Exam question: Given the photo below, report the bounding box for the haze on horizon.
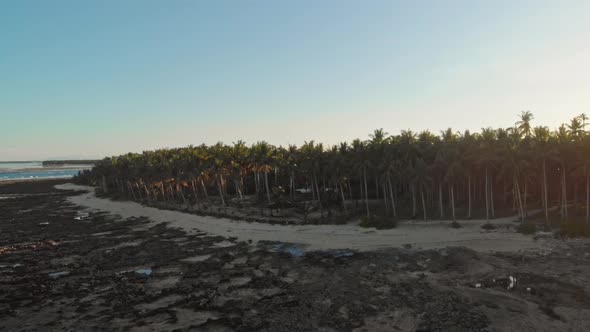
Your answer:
[1,0,589,161]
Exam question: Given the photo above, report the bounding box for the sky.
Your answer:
[1,0,590,161]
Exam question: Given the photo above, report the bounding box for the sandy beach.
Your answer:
[57,183,557,253]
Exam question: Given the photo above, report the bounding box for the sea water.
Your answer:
[0,162,90,181]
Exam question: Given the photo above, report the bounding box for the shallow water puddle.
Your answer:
[180,254,212,263]
[74,211,90,220]
[135,294,183,311]
[48,271,69,278]
[269,243,306,257]
[213,240,235,248]
[135,268,153,276]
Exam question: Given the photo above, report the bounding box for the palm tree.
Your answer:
[413,158,431,221]
[459,130,477,219]
[555,125,572,221]
[351,139,371,217]
[382,143,398,217]
[516,110,534,138]
[250,141,276,205]
[582,136,590,223]
[477,128,499,221]
[569,116,585,140]
[579,113,588,132]
[532,126,555,225]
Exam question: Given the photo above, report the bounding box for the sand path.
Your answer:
[57,183,557,253]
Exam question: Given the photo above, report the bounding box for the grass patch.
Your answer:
[481,223,496,230]
[360,215,398,230]
[558,220,590,238]
[517,223,537,235]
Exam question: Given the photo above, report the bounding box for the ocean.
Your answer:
[0,162,91,181]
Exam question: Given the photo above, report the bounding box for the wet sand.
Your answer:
[2,180,590,331]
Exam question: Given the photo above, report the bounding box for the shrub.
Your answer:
[517,223,536,235]
[481,223,496,230]
[450,221,462,228]
[360,215,398,229]
[560,221,590,238]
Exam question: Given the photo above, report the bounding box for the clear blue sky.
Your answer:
[1,0,589,161]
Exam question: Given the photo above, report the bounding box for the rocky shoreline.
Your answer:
[1,180,590,331]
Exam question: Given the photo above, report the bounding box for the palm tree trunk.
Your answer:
[200,179,210,202]
[101,176,109,193]
[375,178,379,199]
[512,187,517,212]
[563,167,568,220]
[485,168,489,221]
[178,185,187,205]
[191,180,200,206]
[241,174,246,195]
[160,183,166,201]
[420,186,427,221]
[574,182,579,210]
[363,167,370,217]
[490,179,495,218]
[217,177,225,206]
[235,180,244,202]
[339,182,348,215]
[515,175,525,222]
[522,176,529,217]
[264,171,272,204]
[135,183,143,200]
[314,172,323,216]
[467,175,472,219]
[382,185,388,213]
[451,184,456,221]
[167,183,175,201]
[439,183,444,218]
[586,173,589,223]
[143,183,150,201]
[411,184,417,218]
[358,171,363,202]
[128,182,138,201]
[290,172,295,198]
[503,180,508,208]
[387,173,397,217]
[447,184,451,209]
[543,159,549,224]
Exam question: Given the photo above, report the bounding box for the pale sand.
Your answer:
[57,183,560,253]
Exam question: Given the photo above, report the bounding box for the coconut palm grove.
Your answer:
[74,112,590,231]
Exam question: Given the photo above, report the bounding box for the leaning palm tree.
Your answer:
[579,113,588,132]
[582,136,590,223]
[532,126,556,225]
[351,139,371,217]
[413,158,431,221]
[555,125,572,221]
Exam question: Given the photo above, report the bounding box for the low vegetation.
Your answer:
[517,223,537,235]
[360,215,398,229]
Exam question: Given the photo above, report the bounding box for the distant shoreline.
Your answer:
[41,160,99,166]
[0,165,93,173]
[0,177,73,185]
